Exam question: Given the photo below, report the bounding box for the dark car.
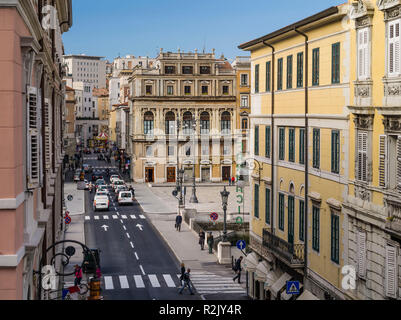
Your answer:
[92,172,104,182]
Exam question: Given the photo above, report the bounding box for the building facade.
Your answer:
[64,85,76,158]
[128,49,238,184]
[0,0,72,299]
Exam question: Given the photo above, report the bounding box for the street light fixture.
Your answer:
[220,186,230,242]
[189,115,198,203]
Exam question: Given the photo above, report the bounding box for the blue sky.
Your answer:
[63,0,345,62]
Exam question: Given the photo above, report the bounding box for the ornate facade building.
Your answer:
[128,50,238,184]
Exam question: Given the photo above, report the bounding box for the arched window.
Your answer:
[183,111,193,135]
[221,111,231,134]
[144,111,154,135]
[200,112,210,134]
[165,112,176,135]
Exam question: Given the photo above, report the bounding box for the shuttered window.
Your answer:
[331,213,340,264]
[331,130,340,174]
[388,20,401,76]
[255,125,259,156]
[299,128,305,165]
[397,136,401,192]
[265,188,270,225]
[44,98,52,170]
[357,230,367,279]
[312,206,320,252]
[289,128,295,162]
[297,52,303,88]
[279,127,285,161]
[254,184,260,219]
[27,86,40,189]
[299,200,305,242]
[287,55,293,89]
[288,196,295,243]
[358,28,370,80]
[266,61,271,92]
[278,193,285,231]
[277,58,283,90]
[312,48,320,86]
[332,43,341,84]
[265,126,271,159]
[379,135,388,187]
[255,64,260,93]
[313,129,320,169]
[385,244,398,298]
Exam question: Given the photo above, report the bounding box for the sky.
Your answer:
[62,0,346,62]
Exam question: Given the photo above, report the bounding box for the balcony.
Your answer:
[262,228,305,268]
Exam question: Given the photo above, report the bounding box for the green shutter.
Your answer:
[279,193,285,231]
[331,130,340,174]
[299,200,305,241]
[313,129,320,169]
[266,61,271,92]
[289,128,295,162]
[279,128,285,161]
[255,64,259,93]
[288,196,294,244]
[332,43,340,84]
[265,126,271,158]
[331,214,339,264]
[254,184,259,218]
[312,207,320,252]
[312,48,320,86]
[255,126,259,156]
[265,188,270,225]
[278,58,283,90]
[287,55,293,89]
[299,128,305,165]
[297,52,303,88]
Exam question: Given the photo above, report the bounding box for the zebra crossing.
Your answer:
[85,214,146,221]
[189,271,247,295]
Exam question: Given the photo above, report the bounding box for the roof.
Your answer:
[93,88,109,97]
[65,86,74,91]
[112,102,129,107]
[238,6,339,50]
[217,60,233,71]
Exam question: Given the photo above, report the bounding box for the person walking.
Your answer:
[178,268,194,295]
[207,232,214,254]
[233,256,244,284]
[198,230,205,250]
[175,214,183,232]
[74,265,83,287]
[179,263,186,286]
[228,177,232,186]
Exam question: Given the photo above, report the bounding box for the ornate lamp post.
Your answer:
[189,115,199,203]
[220,186,230,242]
[176,116,183,206]
[179,168,185,206]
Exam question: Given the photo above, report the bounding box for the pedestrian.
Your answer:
[178,268,194,295]
[198,230,205,250]
[175,214,183,232]
[207,232,214,254]
[233,256,243,284]
[228,177,232,186]
[74,264,83,287]
[231,176,236,186]
[179,263,186,286]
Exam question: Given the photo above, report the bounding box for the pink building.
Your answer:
[0,0,72,299]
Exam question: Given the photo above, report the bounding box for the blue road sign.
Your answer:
[210,212,219,222]
[286,281,300,295]
[236,240,246,250]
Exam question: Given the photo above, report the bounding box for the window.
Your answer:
[265,188,270,225]
[299,128,305,165]
[222,85,229,95]
[278,193,285,231]
[255,64,259,93]
[200,112,210,134]
[165,112,176,135]
[289,128,295,163]
[144,112,154,135]
[241,118,248,130]
[186,146,191,157]
[265,126,271,159]
[312,206,320,252]
[27,86,40,189]
[254,184,259,219]
[312,48,320,86]
[146,85,152,95]
[331,213,340,264]
[385,244,398,298]
[202,144,209,156]
[279,127,285,161]
[331,130,340,174]
[287,55,293,89]
[384,135,401,191]
[313,129,320,169]
[388,20,401,76]
[200,66,211,74]
[356,230,367,278]
[358,28,370,80]
[241,95,249,108]
[332,43,340,84]
[182,66,193,74]
[266,61,271,92]
[223,145,231,155]
[299,200,305,241]
[288,196,295,244]
[184,86,191,95]
[241,73,248,86]
[168,146,175,156]
[202,86,208,95]
[165,65,176,74]
[167,85,174,95]
[358,132,368,182]
[297,52,303,88]
[255,125,259,156]
[146,146,153,157]
[277,58,283,90]
[183,112,193,135]
[221,112,231,134]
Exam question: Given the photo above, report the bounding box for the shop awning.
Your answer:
[243,252,259,272]
[264,269,282,291]
[297,289,319,300]
[270,272,292,298]
[254,261,271,282]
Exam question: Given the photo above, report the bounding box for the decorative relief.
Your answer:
[384,82,401,96]
[378,0,401,12]
[355,185,371,201]
[355,85,370,97]
[350,0,374,21]
[382,116,401,131]
[353,114,374,130]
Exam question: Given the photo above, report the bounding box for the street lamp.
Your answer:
[220,186,230,242]
[176,115,182,205]
[189,115,198,203]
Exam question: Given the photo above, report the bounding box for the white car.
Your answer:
[118,191,133,205]
[93,193,110,211]
[97,185,109,195]
[110,175,120,184]
[112,180,125,192]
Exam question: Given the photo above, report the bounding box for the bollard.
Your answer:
[88,278,102,300]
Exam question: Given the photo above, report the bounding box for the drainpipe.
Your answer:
[262,41,275,237]
[294,28,309,278]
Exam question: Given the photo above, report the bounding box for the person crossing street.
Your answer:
[178,268,194,295]
[233,256,243,284]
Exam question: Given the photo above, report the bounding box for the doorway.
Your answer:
[201,167,210,182]
[167,167,176,183]
[145,167,154,183]
[222,166,231,181]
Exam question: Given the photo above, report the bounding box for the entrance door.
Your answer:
[222,166,231,181]
[145,168,154,183]
[201,167,210,182]
[184,167,192,183]
[167,167,176,183]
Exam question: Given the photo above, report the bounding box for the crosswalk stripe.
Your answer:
[163,274,176,288]
[112,215,118,219]
[121,215,127,219]
[94,216,99,220]
[139,215,146,219]
[104,277,114,290]
[134,275,145,288]
[148,275,161,288]
[130,215,137,219]
[119,276,129,289]
[103,215,109,220]
[85,216,90,220]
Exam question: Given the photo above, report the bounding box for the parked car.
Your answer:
[118,191,134,206]
[112,179,125,191]
[93,193,110,211]
[92,172,104,182]
[95,190,109,198]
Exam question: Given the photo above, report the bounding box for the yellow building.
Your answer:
[108,105,118,143]
[239,4,351,300]
[343,0,401,300]
[93,88,110,121]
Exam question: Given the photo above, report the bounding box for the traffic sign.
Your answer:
[65,216,72,225]
[236,240,246,250]
[286,281,300,295]
[67,195,73,201]
[210,212,219,222]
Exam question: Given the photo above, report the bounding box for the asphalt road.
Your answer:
[81,156,200,300]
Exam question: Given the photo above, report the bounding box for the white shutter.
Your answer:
[27,86,40,189]
[44,98,52,170]
[357,132,368,182]
[358,29,364,79]
[364,29,370,79]
[358,28,370,79]
[357,230,367,279]
[389,20,401,76]
[396,22,400,74]
[385,244,398,298]
[397,136,401,192]
[379,135,388,188]
[37,91,43,187]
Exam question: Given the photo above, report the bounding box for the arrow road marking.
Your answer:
[101,225,109,231]
[136,224,144,231]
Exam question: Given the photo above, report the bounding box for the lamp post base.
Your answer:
[217,242,232,264]
[189,189,198,203]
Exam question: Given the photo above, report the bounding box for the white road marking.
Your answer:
[85,216,90,220]
[104,276,114,290]
[119,276,129,289]
[134,275,145,288]
[94,216,99,220]
[112,215,118,219]
[121,215,127,219]
[140,265,145,275]
[103,215,109,220]
[126,233,130,239]
[163,274,176,288]
[148,275,161,288]
[114,208,117,211]
[139,215,146,219]
[123,226,127,231]
[120,220,124,224]
[130,242,134,249]
[130,215,136,219]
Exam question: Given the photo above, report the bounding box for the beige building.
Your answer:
[128,49,238,183]
[64,85,76,157]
